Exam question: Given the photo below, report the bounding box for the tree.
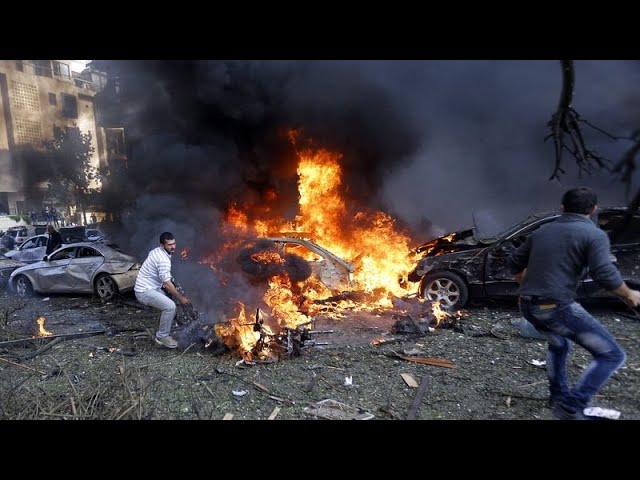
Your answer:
[43,125,99,225]
[548,60,640,234]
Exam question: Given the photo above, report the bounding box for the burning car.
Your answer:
[407,207,640,310]
[9,242,141,300]
[264,235,355,292]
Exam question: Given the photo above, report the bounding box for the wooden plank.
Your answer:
[222,413,234,420]
[401,373,419,388]
[406,375,430,420]
[267,406,281,420]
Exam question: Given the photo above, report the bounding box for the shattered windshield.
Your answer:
[472,211,559,242]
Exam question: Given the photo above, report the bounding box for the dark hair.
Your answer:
[159,232,175,244]
[561,187,597,214]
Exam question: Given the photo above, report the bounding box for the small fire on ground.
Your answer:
[36,316,53,337]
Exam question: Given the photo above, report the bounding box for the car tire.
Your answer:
[95,274,118,300]
[14,275,34,298]
[419,271,468,310]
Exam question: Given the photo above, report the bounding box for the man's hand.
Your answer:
[613,282,640,308]
[624,289,640,308]
[163,279,190,305]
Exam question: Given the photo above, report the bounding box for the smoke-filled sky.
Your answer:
[93,60,640,255]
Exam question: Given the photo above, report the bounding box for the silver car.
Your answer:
[0,252,28,287]
[4,234,50,263]
[9,242,140,300]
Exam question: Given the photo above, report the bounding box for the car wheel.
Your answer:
[95,274,118,300]
[420,271,468,310]
[14,275,34,298]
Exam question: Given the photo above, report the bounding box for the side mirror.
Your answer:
[43,255,48,261]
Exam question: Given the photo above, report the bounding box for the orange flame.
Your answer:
[36,316,52,337]
[210,133,424,357]
[431,301,449,327]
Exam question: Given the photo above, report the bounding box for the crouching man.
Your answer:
[134,232,190,349]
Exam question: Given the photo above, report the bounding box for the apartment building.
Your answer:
[0,60,123,220]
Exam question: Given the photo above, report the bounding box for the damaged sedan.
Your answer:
[0,252,28,288]
[9,242,141,300]
[407,207,640,309]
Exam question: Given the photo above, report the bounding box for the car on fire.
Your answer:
[265,235,355,292]
[9,242,141,300]
[0,252,28,288]
[407,207,640,310]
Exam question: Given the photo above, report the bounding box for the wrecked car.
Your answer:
[239,235,355,292]
[9,242,140,300]
[407,207,640,310]
[0,252,28,288]
[4,234,52,264]
[265,236,355,292]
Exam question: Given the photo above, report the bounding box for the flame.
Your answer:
[36,316,52,337]
[209,132,426,358]
[431,301,449,327]
[180,247,190,260]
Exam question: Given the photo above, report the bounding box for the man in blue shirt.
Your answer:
[509,187,640,419]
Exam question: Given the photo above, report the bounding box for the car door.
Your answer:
[21,236,48,263]
[35,246,78,292]
[66,246,104,291]
[483,216,560,296]
[15,237,37,262]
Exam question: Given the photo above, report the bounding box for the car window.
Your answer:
[77,247,102,258]
[50,247,76,261]
[37,237,47,247]
[21,238,36,249]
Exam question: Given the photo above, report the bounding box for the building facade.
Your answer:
[0,60,122,223]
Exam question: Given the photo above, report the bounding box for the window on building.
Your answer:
[15,60,23,71]
[48,93,57,106]
[106,128,126,155]
[33,60,52,77]
[52,61,71,80]
[61,94,78,118]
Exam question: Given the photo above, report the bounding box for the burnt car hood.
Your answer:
[415,228,490,257]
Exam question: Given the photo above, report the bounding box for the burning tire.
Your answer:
[95,274,118,300]
[14,275,34,298]
[419,271,468,310]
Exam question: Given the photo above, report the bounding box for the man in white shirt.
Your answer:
[134,232,190,348]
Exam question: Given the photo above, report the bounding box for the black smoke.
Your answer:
[86,60,640,318]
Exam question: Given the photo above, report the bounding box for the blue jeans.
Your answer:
[135,288,176,339]
[519,296,625,410]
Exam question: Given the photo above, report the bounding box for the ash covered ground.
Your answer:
[1,288,639,421]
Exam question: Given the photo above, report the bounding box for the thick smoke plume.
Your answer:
[87,60,640,321]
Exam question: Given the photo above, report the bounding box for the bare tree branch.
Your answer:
[547,60,611,181]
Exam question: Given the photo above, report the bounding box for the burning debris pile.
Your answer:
[391,300,465,335]
[176,132,455,360]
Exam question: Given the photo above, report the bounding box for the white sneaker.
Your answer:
[155,335,178,349]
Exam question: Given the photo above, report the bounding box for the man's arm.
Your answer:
[162,279,190,304]
[611,282,640,307]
